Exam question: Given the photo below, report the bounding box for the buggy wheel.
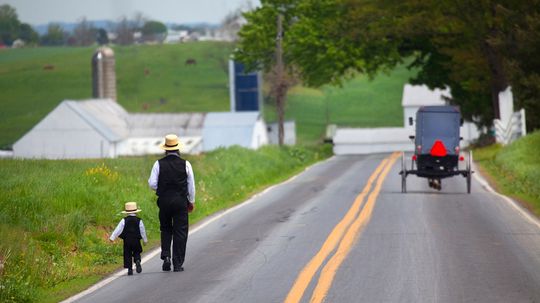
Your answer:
[466,150,473,194]
[401,152,407,193]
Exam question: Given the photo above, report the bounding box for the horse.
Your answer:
[185,58,197,66]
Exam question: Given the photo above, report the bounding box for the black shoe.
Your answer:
[127,268,133,276]
[135,260,142,273]
[173,266,184,272]
[162,257,171,271]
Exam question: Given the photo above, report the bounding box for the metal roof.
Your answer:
[63,99,206,143]
[128,113,206,137]
[65,99,129,142]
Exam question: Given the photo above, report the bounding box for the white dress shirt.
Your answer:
[147,154,196,203]
[109,214,148,243]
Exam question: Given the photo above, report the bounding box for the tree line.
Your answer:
[0,5,168,47]
[236,0,540,131]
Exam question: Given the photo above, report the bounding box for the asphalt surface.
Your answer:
[72,154,540,303]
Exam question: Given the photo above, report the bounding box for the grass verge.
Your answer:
[474,131,540,216]
[0,144,332,302]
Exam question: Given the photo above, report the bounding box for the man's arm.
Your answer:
[186,161,196,203]
[148,161,159,191]
[139,220,148,243]
[109,219,125,241]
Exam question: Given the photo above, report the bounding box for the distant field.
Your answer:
[0,43,416,147]
[0,42,233,148]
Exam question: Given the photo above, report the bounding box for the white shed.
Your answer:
[401,84,449,129]
[202,112,268,151]
[13,99,128,159]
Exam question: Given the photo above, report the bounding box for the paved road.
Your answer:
[72,154,540,303]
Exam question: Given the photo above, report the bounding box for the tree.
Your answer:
[141,20,167,43]
[73,17,96,46]
[236,0,300,145]
[40,23,66,46]
[0,4,21,46]
[496,2,540,130]
[238,0,540,130]
[18,23,38,45]
[96,28,109,45]
[115,17,134,45]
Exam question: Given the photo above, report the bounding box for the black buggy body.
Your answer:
[400,105,473,193]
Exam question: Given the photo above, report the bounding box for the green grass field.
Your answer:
[0,145,331,302]
[264,65,415,144]
[474,131,540,216]
[0,43,416,148]
[0,43,233,148]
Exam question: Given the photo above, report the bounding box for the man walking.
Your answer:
[148,134,196,272]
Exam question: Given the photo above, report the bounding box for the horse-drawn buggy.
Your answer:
[400,105,473,193]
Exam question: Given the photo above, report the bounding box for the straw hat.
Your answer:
[121,202,141,214]
[160,134,181,151]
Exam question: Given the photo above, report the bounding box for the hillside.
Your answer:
[0,42,416,148]
[0,42,233,148]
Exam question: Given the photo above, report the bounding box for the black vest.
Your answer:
[156,154,188,198]
[119,216,142,240]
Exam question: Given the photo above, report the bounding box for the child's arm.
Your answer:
[139,220,148,244]
[109,219,125,241]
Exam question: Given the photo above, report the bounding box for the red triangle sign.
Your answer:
[430,140,447,157]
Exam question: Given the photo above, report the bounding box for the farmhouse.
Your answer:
[13,99,268,159]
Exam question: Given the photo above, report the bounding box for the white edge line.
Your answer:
[473,163,540,230]
[61,156,336,303]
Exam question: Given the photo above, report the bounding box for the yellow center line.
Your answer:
[310,152,400,303]
[284,154,394,303]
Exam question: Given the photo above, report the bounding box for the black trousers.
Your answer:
[123,238,142,269]
[158,195,189,268]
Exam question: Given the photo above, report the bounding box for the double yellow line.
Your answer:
[284,152,400,303]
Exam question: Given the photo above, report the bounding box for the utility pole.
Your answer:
[275,13,285,146]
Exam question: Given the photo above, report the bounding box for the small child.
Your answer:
[110,202,148,275]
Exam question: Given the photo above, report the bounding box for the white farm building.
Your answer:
[13,99,269,159]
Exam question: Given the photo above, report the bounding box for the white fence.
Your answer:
[333,128,414,155]
[494,108,527,145]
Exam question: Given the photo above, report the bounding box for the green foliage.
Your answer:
[142,21,167,35]
[502,8,540,130]
[96,28,109,45]
[0,4,20,46]
[237,0,540,129]
[18,23,38,45]
[0,145,331,302]
[142,21,167,43]
[40,23,66,46]
[474,131,540,215]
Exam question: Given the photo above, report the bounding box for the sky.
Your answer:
[3,0,260,25]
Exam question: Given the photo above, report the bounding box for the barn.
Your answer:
[13,99,128,159]
[13,99,206,159]
[13,99,268,159]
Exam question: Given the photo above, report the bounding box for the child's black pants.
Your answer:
[123,238,142,269]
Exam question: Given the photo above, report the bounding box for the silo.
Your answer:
[92,47,117,101]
